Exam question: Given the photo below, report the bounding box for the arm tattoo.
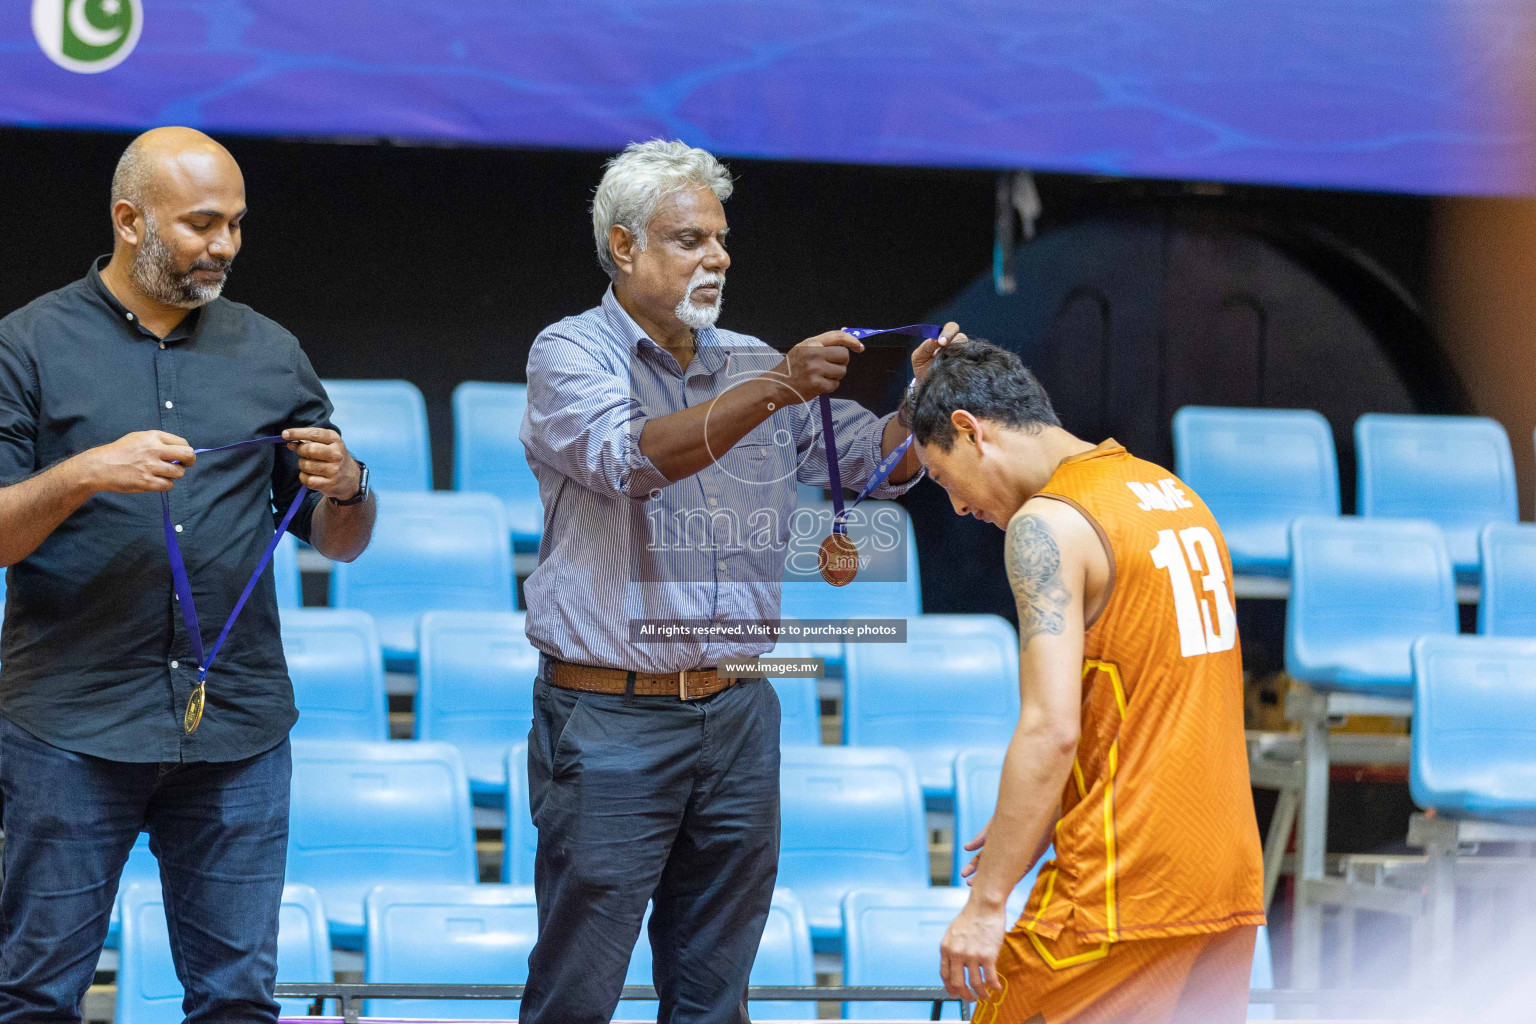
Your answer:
[1005,513,1072,651]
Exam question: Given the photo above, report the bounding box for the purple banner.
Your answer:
[2,0,1533,195]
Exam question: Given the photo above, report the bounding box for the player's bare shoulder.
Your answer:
[1004,498,1103,648]
[1006,496,1114,641]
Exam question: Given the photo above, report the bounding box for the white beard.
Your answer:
[674,271,724,330]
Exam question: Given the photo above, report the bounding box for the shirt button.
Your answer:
[126,312,135,321]
[174,524,183,533]
[159,342,166,350]
[164,401,173,409]
[709,497,719,508]
[170,660,179,669]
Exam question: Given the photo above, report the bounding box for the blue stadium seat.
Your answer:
[322,379,432,492]
[952,748,1049,900]
[330,491,515,668]
[765,642,824,746]
[1171,407,1339,576]
[502,744,536,885]
[1250,925,1275,1020]
[280,609,388,741]
[841,887,1026,1020]
[747,889,817,1020]
[287,741,477,948]
[115,881,332,1024]
[452,382,544,552]
[780,500,921,670]
[417,611,537,801]
[273,884,333,1016]
[620,905,658,1021]
[952,749,1001,886]
[1286,517,1457,697]
[1478,523,1536,636]
[845,615,1019,799]
[364,883,537,1019]
[105,832,159,950]
[1410,635,1536,825]
[273,532,301,609]
[620,890,815,1021]
[779,746,929,945]
[1355,414,1517,577]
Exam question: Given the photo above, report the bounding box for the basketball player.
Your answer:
[904,342,1265,1024]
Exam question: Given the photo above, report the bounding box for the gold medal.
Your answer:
[163,436,310,741]
[184,680,206,734]
[818,533,861,587]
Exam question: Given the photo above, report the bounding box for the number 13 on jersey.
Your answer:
[1150,526,1237,657]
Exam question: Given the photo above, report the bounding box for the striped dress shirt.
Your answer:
[520,288,918,672]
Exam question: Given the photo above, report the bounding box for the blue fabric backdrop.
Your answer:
[2,0,1531,195]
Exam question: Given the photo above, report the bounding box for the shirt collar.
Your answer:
[601,286,651,351]
[599,286,723,375]
[86,255,202,345]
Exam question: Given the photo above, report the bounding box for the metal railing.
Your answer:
[275,984,953,1022]
[272,983,1442,1023]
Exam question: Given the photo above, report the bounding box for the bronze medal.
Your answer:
[810,335,927,589]
[184,680,206,734]
[818,533,861,587]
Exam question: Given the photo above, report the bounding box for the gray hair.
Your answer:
[591,140,733,279]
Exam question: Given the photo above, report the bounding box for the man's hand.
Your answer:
[911,321,966,381]
[80,431,196,494]
[960,818,1053,886]
[959,820,989,884]
[940,895,1008,1003]
[283,427,361,501]
[765,331,865,404]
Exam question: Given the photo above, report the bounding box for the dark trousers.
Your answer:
[0,716,291,1024]
[520,672,781,1024]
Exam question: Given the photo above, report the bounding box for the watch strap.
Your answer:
[331,459,369,506]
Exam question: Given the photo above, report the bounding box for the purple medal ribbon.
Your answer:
[817,325,942,533]
[163,436,309,714]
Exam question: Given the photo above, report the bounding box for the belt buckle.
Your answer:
[678,669,690,701]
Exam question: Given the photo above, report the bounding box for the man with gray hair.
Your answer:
[518,140,962,1023]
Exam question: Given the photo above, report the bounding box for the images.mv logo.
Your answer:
[32,0,142,74]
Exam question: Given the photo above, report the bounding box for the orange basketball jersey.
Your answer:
[1014,440,1265,949]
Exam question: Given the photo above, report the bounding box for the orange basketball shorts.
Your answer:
[971,924,1257,1024]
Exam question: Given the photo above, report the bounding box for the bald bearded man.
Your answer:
[0,128,375,1022]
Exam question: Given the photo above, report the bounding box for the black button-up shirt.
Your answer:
[0,259,332,762]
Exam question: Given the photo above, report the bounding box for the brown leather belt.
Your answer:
[547,660,737,701]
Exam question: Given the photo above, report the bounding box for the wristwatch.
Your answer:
[331,458,370,506]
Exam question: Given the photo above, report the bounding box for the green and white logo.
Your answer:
[32,0,142,74]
